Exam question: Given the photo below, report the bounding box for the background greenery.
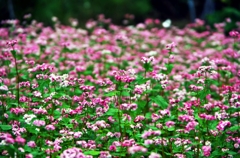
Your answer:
[0,0,240,29]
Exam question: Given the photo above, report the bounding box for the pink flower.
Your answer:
[202,145,211,157]
[144,139,154,145]
[33,120,46,127]
[185,121,198,133]
[128,145,147,154]
[149,152,161,158]
[27,141,36,148]
[6,40,17,46]
[165,121,175,127]
[122,139,135,147]
[45,124,55,131]
[151,113,160,122]
[5,137,15,144]
[73,132,82,138]
[216,120,231,131]
[234,143,239,148]
[229,30,239,37]
[166,42,176,50]
[141,56,155,64]
[54,144,62,152]
[15,136,26,145]
[25,154,33,158]
[109,145,116,151]
[99,151,111,158]
[134,115,145,123]
[60,147,84,158]
[107,116,115,123]
[174,154,186,158]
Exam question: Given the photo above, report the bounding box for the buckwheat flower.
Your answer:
[19,96,29,102]
[4,113,8,118]
[18,147,24,152]
[27,141,36,148]
[73,132,82,138]
[54,144,62,152]
[25,154,33,158]
[60,80,69,87]
[151,113,160,122]
[144,139,154,145]
[60,147,83,158]
[108,116,115,123]
[229,30,239,37]
[166,42,176,50]
[0,85,8,91]
[165,121,175,127]
[45,124,55,131]
[33,120,46,127]
[234,143,239,148]
[186,120,198,131]
[33,91,42,97]
[101,49,111,55]
[106,132,113,138]
[216,120,231,131]
[109,145,116,151]
[6,39,17,46]
[99,151,111,158]
[159,109,170,116]
[141,56,155,64]
[114,132,121,138]
[202,145,211,157]
[174,154,186,158]
[146,51,157,56]
[134,115,145,123]
[156,123,163,129]
[149,152,162,158]
[10,107,25,115]
[209,130,219,136]
[15,136,26,145]
[128,145,147,154]
[5,137,15,144]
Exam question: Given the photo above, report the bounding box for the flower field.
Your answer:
[0,17,239,158]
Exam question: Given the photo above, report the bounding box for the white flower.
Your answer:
[101,49,111,55]
[23,114,36,124]
[162,19,171,28]
[205,141,211,146]
[0,140,6,146]
[0,85,8,91]
[60,80,69,87]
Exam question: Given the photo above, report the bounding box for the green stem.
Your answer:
[13,50,20,107]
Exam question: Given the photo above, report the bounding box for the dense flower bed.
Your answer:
[0,17,239,158]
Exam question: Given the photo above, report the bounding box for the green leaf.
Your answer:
[111,152,126,157]
[104,91,117,97]
[165,63,174,74]
[105,108,118,116]
[66,124,73,128]
[167,127,175,131]
[84,150,100,156]
[11,50,17,59]
[0,125,12,130]
[53,110,61,119]
[226,151,237,155]
[146,113,151,119]
[228,125,239,131]
[122,90,130,96]
[135,76,148,84]
[151,95,168,109]
[199,89,210,100]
